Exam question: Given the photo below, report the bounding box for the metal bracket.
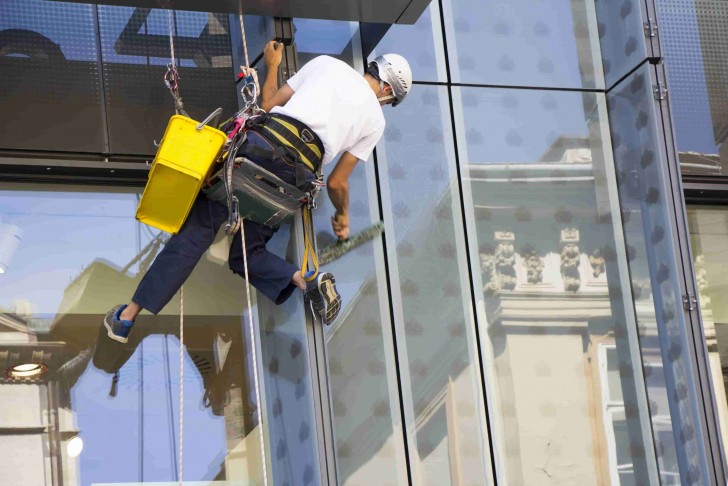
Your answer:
[643,19,658,38]
[683,293,697,311]
[653,83,668,101]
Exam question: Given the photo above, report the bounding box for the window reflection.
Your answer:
[97,6,236,154]
[294,18,360,67]
[594,0,649,88]
[376,85,493,484]
[0,0,105,153]
[442,0,604,89]
[455,86,657,484]
[0,1,237,155]
[371,3,446,82]
[608,64,710,483]
[0,183,266,485]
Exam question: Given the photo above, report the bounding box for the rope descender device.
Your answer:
[238,66,260,109]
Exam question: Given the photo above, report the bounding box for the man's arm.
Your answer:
[260,41,294,112]
[327,151,359,240]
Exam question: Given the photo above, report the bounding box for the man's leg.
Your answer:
[235,130,341,322]
[227,219,301,305]
[104,196,228,342]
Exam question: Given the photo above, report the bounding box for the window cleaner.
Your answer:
[99,7,411,482]
[101,20,412,476]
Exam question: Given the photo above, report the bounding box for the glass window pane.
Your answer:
[98,7,237,155]
[255,228,323,486]
[0,183,273,485]
[375,84,493,484]
[0,0,106,152]
[294,19,360,67]
[442,0,604,89]
[314,160,410,485]
[594,0,649,88]
[455,85,657,484]
[371,2,447,82]
[608,63,713,484]
[657,0,728,176]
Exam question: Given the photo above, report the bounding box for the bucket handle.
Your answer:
[197,107,223,130]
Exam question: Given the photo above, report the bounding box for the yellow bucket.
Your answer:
[136,113,227,234]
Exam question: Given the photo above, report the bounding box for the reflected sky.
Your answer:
[444,0,601,89]
[0,189,143,315]
[73,335,229,484]
[0,187,253,486]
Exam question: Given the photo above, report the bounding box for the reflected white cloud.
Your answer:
[0,218,22,274]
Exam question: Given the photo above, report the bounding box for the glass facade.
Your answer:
[1,1,727,486]
[657,0,728,176]
[454,84,662,484]
[608,63,711,483]
[0,184,265,484]
[0,0,237,155]
[656,0,728,481]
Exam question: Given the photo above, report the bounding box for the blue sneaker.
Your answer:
[103,304,134,344]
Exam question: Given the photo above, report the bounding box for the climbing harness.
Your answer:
[203,56,324,282]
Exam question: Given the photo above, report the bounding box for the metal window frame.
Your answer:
[683,176,728,205]
[271,17,338,486]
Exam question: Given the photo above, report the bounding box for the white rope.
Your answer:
[235,13,267,479]
[178,285,184,486]
[238,14,250,69]
[240,221,269,486]
[167,10,176,69]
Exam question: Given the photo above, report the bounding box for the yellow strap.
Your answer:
[262,126,317,172]
[301,207,319,282]
[269,117,322,160]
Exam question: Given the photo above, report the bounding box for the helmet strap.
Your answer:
[377,94,396,104]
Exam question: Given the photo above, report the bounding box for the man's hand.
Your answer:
[264,41,283,69]
[327,152,359,241]
[331,212,350,240]
[260,40,294,111]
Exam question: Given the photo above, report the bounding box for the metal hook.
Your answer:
[197,107,223,130]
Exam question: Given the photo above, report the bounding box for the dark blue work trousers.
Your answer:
[132,130,306,313]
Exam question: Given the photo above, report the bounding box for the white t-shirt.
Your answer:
[270,55,385,165]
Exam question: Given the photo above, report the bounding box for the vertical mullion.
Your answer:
[363,13,416,479]
[437,0,500,483]
[91,5,111,154]
[370,141,416,486]
[274,16,334,486]
[354,23,416,485]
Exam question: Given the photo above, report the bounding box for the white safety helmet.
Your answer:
[367,53,412,107]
